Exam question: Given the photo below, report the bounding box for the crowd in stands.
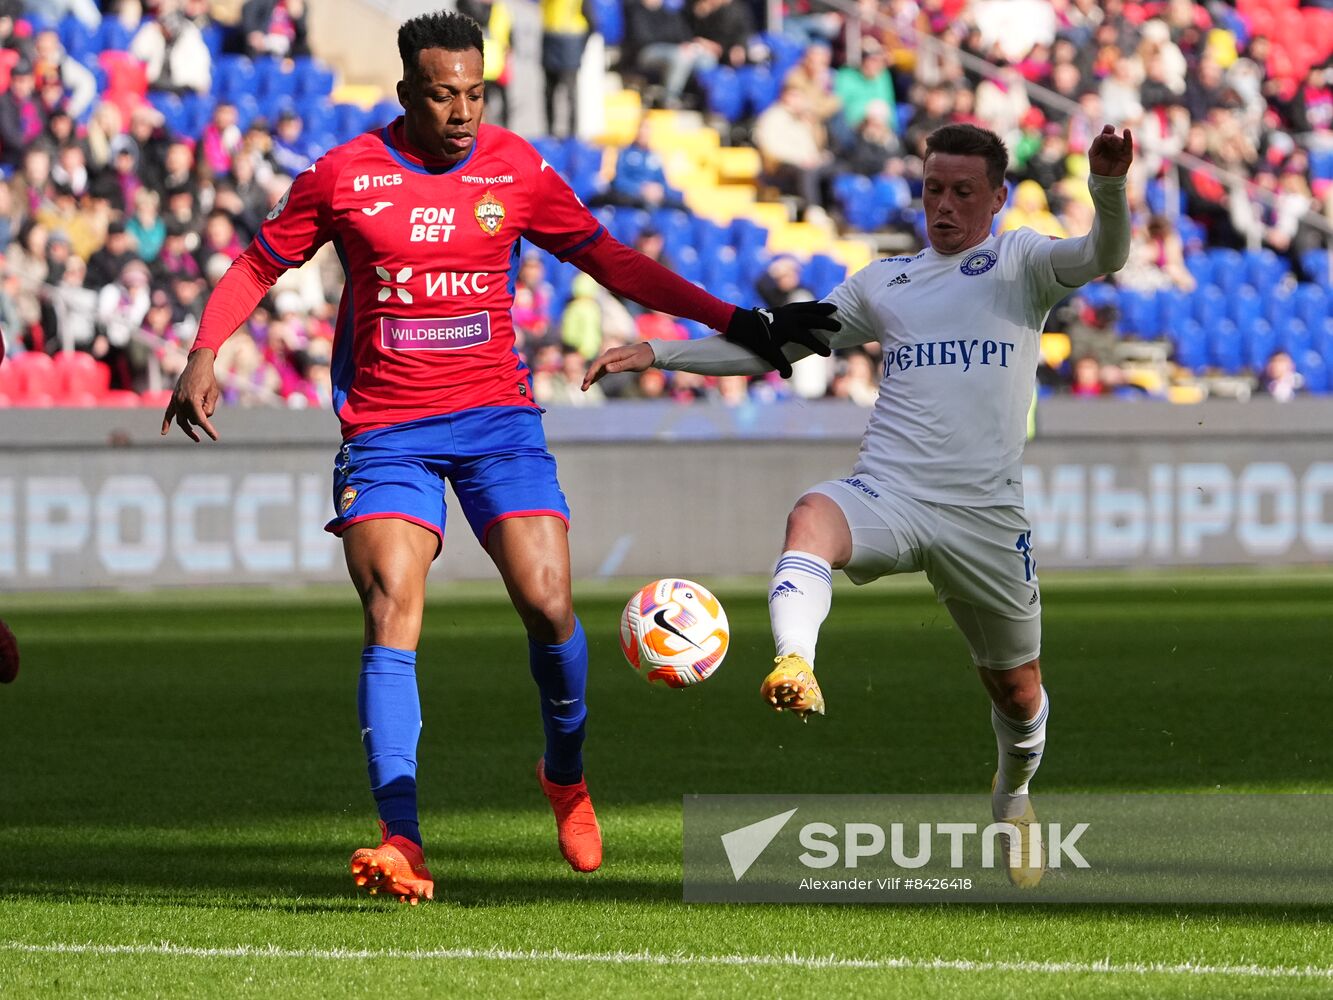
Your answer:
[1,0,1331,411]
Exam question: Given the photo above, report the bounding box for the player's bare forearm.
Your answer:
[583,343,656,389]
[161,348,221,442]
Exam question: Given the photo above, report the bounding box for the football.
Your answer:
[619,578,730,687]
[0,618,19,684]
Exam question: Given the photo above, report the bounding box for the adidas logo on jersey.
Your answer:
[769,580,803,601]
[887,273,911,287]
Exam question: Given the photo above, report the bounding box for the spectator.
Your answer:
[753,85,834,220]
[127,188,167,264]
[0,61,47,172]
[195,209,245,270]
[86,220,138,290]
[1260,350,1304,402]
[49,144,90,200]
[830,348,879,406]
[41,253,97,354]
[541,0,588,137]
[512,250,554,359]
[31,30,98,120]
[271,110,317,176]
[1070,354,1106,397]
[597,120,684,210]
[999,179,1067,238]
[560,273,603,360]
[1119,214,1195,292]
[84,102,124,173]
[621,0,709,110]
[783,42,846,151]
[904,84,954,157]
[241,0,310,59]
[837,98,900,177]
[36,184,99,260]
[201,103,243,179]
[458,0,513,125]
[834,41,898,131]
[131,0,213,95]
[688,0,755,70]
[125,106,172,195]
[95,258,152,388]
[542,345,605,406]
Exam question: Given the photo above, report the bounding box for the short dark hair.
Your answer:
[397,10,484,80]
[924,124,1008,189]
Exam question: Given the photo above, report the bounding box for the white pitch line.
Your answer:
[3,941,1333,980]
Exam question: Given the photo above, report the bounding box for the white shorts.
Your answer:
[808,475,1041,670]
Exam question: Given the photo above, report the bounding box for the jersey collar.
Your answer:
[380,117,479,175]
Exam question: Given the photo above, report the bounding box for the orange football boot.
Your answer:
[537,759,603,872]
[349,821,434,904]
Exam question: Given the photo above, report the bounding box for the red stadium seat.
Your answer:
[138,388,176,408]
[11,352,56,399]
[53,351,112,398]
[55,390,100,408]
[0,357,18,398]
[100,390,142,407]
[0,392,11,408]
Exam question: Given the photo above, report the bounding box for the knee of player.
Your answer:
[992,664,1043,718]
[360,580,424,632]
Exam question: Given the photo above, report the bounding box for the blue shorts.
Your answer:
[325,406,570,553]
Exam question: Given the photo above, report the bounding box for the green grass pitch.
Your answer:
[1,570,1331,997]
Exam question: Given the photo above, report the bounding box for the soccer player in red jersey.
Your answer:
[161,10,836,903]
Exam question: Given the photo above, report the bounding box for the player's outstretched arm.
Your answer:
[161,348,221,441]
[1049,125,1133,286]
[723,301,840,378]
[583,343,655,389]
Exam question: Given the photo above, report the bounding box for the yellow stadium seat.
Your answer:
[686,185,756,222]
[828,239,874,275]
[1041,333,1072,369]
[599,89,642,146]
[716,146,762,183]
[741,202,792,229]
[1167,383,1207,404]
[767,222,832,256]
[330,83,382,108]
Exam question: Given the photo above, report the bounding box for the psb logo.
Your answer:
[474,191,506,236]
[339,486,358,513]
[376,265,414,303]
[353,173,403,192]
[960,249,998,276]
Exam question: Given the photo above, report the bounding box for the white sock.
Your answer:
[769,550,834,663]
[991,686,1048,821]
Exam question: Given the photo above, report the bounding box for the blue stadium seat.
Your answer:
[805,253,846,298]
[298,98,333,138]
[1312,148,1333,182]
[1226,284,1261,330]
[1192,284,1226,329]
[691,217,729,261]
[729,216,768,256]
[872,175,911,221]
[332,102,369,143]
[761,32,804,74]
[1301,248,1331,287]
[1170,318,1208,372]
[1209,319,1244,374]
[58,14,92,59]
[740,65,781,117]
[368,100,401,130]
[217,55,255,101]
[565,139,604,199]
[1184,252,1212,288]
[608,207,649,246]
[709,246,741,287]
[740,248,771,286]
[1080,281,1117,309]
[295,59,337,99]
[232,94,261,131]
[1298,350,1329,392]
[1159,287,1192,336]
[681,319,712,339]
[698,66,744,121]
[591,0,623,45]
[653,208,694,259]
[1243,319,1276,370]
[1317,317,1333,359]
[1176,216,1205,252]
[180,92,216,136]
[1118,288,1157,336]
[672,245,704,284]
[1294,283,1328,330]
[201,21,225,58]
[530,136,568,174]
[1277,318,1311,357]
[94,17,133,51]
[1243,247,1287,291]
[1265,285,1294,329]
[1208,247,1245,293]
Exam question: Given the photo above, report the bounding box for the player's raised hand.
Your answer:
[1089,124,1133,178]
[161,348,221,442]
[724,301,840,378]
[583,342,656,390]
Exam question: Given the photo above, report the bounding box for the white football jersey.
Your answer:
[825,228,1071,507]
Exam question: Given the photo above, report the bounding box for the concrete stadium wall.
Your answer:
[2,399,1332,591]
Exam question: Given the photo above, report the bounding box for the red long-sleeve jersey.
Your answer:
[194,119,736,439]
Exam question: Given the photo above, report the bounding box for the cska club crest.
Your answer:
[474,191,505,236]
[338,486,358,513]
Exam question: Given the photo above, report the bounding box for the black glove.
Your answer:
[724,301,840,378]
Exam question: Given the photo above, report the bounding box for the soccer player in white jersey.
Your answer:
[585,123,1133,886]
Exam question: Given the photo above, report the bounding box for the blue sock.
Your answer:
[529,618,588,785]
[358,645,422,846]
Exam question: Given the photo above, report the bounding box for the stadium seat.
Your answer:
[1170,319,1209,372]
[53,352,110,398]
[708,246,741,287]
[739,65,781,117]
[1209,319,1244,373]
[1159,287,1192,336]
[1297,349,1329,392]
[1264,285,1294,329]
[1243,248,1287,291]
[368,100,402,130]
[805,253,846,298]
[332,103,369,143]
[1227,284,1262,330]
[217,55,256,101]
[1301,248,1331,287]
[100,390,142,407]
[1119,288,1157,336]
[1277,318,1311,357]
[1243,319,1276,370]
[295,59,337,99]
[698,66,744,122]
[1208,247,1245,293]
[672,245,704,283]
[94,16,134,52]
[729,217,769,257]
[11,352,57,399]
[1184,252,1212,288]
[138,389,176,408]
[1294,283,1327,330]
[58,13,93,59]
